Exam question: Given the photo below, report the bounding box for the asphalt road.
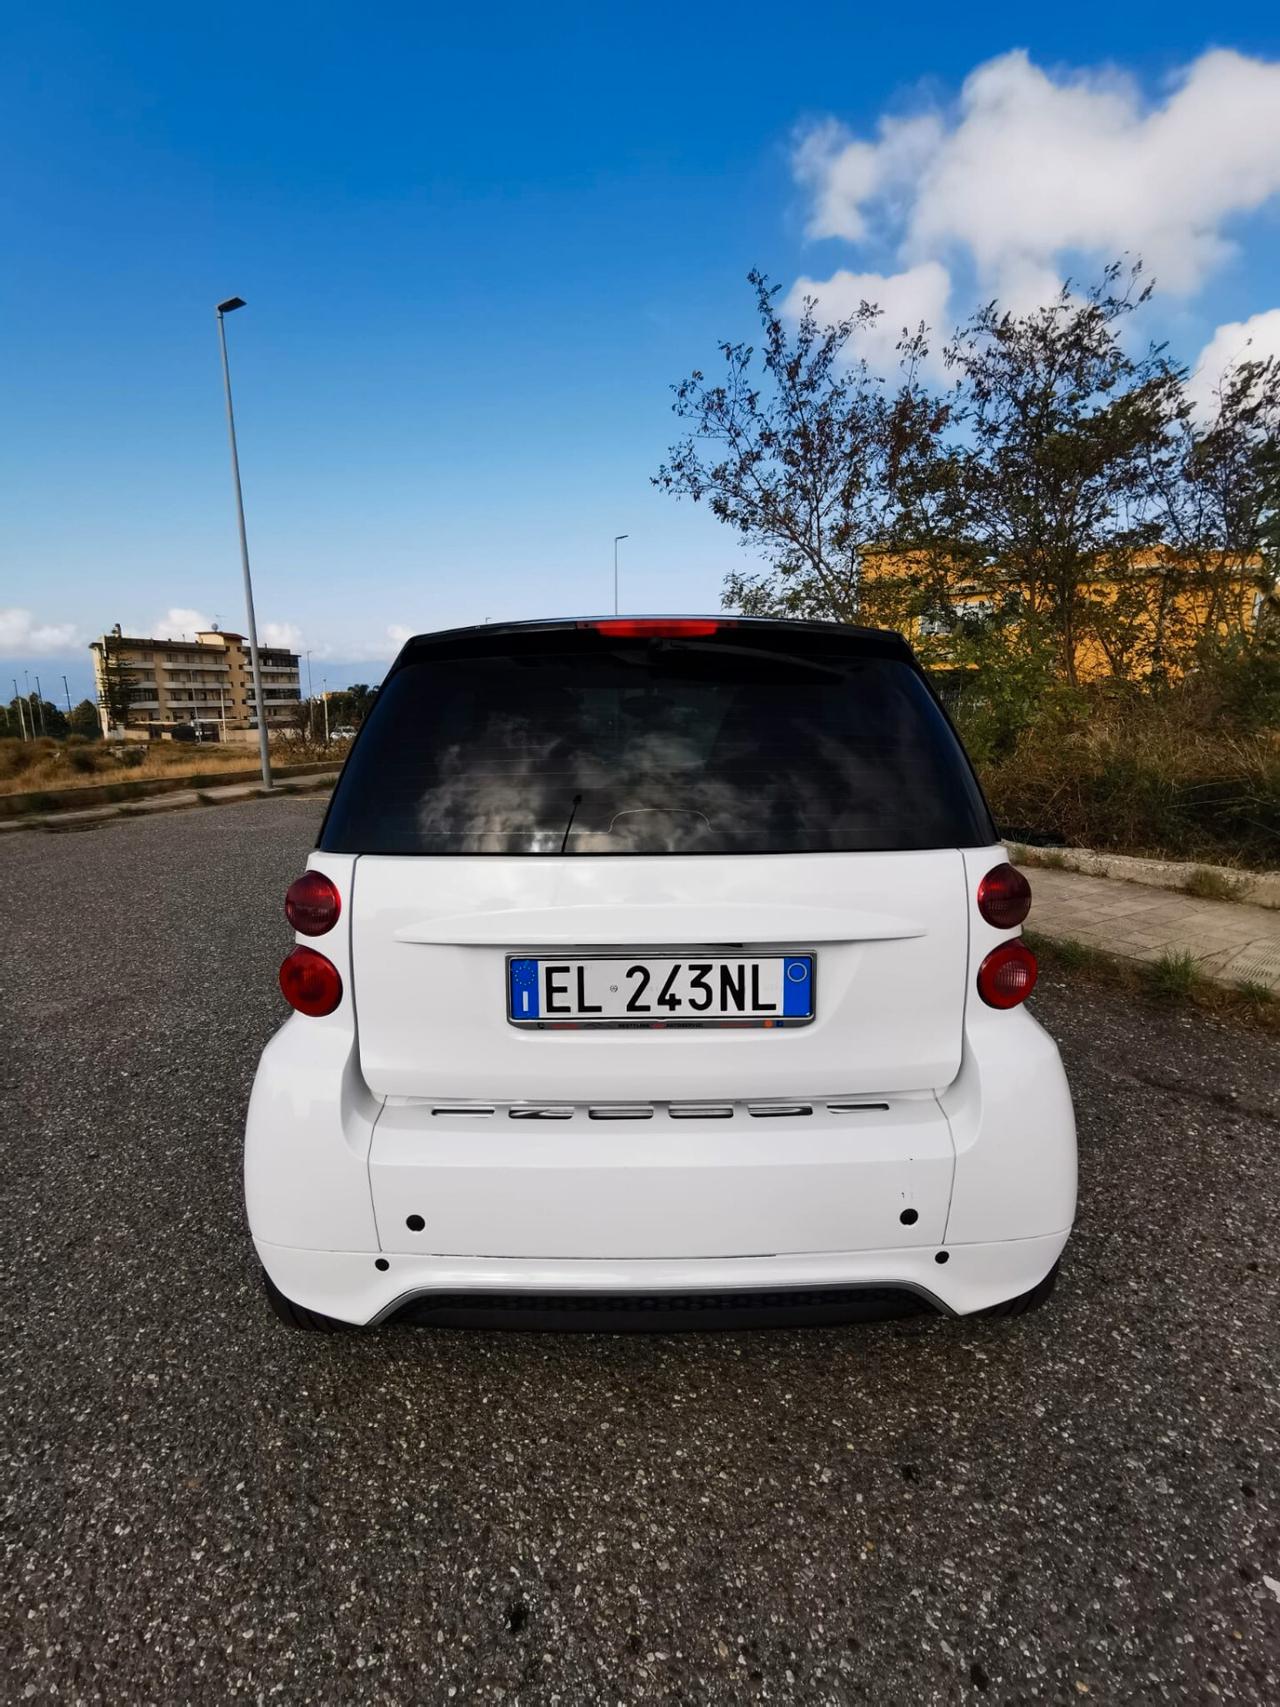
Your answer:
[2,797,1277,1704]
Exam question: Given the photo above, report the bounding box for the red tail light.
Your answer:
[285,871,341,936]
[580,619,734,638]
[279,946,343,1016]
[976,941,1038,1009]
[977,862,1032,929]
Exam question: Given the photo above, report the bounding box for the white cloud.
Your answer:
[260,621,304,650]
[795,113,943,244]
[148,607,212,640]
[0,608,82,656]
[795,48,1280,312]
[784,261,952,374]
[1188,308,1280,415]
[309,625,416,664]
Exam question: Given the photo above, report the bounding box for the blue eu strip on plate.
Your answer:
[509,956,540,1020]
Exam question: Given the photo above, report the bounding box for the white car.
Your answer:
[245,617,1075,1331]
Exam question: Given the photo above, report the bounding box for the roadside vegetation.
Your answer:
[1025,930,1279,1035]
[656,261,1279,870]
[975,648,1280,866]
[0,732,346,805]
[1,685,372,803]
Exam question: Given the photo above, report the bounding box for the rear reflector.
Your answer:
[279,946,343,1016]
[976,941,1038,1009]
[977,862,1032,929]
[285,870,341,936]
[580,619,734,638]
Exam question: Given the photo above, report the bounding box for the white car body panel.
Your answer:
[368,1095,953,1259]
[245,842,1078,1324]
[349,850,970,1102]
[255,1231,1073,1326]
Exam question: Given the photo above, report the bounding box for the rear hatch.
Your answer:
[322,618,995,1104]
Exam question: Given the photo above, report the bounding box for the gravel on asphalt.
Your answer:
[2,798,1277,1704]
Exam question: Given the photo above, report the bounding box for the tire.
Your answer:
[977,1259,1060,1319]
[260,1266,354,1333]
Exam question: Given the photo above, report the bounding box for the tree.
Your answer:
[937,264,1187,684]
[1158,352,1280,661]
[653,270,955,622]
[68,698,101,738]
[4,695,66,737]
[322,682,378,731]
[37,698,68,737]
[94,639,136,730]
[656,264,1235,690]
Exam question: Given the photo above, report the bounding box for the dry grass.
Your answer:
[1181,865,1252,902]
[981,714,1280,871]
[0,736,343,798]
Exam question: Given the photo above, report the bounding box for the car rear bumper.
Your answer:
[246,995,1077,1329]
[254,1229,1071,1327]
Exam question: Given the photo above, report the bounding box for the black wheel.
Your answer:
[260,1266,354,1333]
[977,1259,1060,1319]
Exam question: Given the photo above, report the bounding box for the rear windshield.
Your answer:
[319,626,993,856]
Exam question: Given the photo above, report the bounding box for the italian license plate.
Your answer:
[507,954,815,1026]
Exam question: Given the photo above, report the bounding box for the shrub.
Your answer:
[977,681,1280,868]
[0,739,51,781]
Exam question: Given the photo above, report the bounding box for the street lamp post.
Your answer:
[215,296,272,790]
[613,534,629,615]
[305,649,314,740]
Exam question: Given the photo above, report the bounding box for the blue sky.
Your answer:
[3,1,1279,705]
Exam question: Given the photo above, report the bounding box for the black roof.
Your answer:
[395,615,909,671]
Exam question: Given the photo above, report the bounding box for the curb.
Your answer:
[1010,842,1280,911]
[0,771,340,834]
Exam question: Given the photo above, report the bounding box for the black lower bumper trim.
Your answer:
[388,1285,934,1332]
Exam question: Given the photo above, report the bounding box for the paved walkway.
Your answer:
[1030,866,1280,992]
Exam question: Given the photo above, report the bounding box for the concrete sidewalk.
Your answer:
[1029,865,1280,992]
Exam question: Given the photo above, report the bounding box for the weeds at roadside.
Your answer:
[1144,950,1203,1000]
[1182,866,1251,903]
[1026,930,1279,1036]
[1043,935,1108,972]
[1011,844,1072,871]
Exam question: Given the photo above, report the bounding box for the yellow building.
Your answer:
[90,625,301,741]
[859,547,1275,683]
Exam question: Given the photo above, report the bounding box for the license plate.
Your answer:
[507,954,815,1027]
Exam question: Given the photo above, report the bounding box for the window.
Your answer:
[321,623,992,856]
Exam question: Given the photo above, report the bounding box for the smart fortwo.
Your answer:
[245,617,1076,1330]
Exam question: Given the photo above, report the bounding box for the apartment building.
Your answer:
[90,625,302,741]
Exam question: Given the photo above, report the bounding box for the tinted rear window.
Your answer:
[320,627,993,856]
